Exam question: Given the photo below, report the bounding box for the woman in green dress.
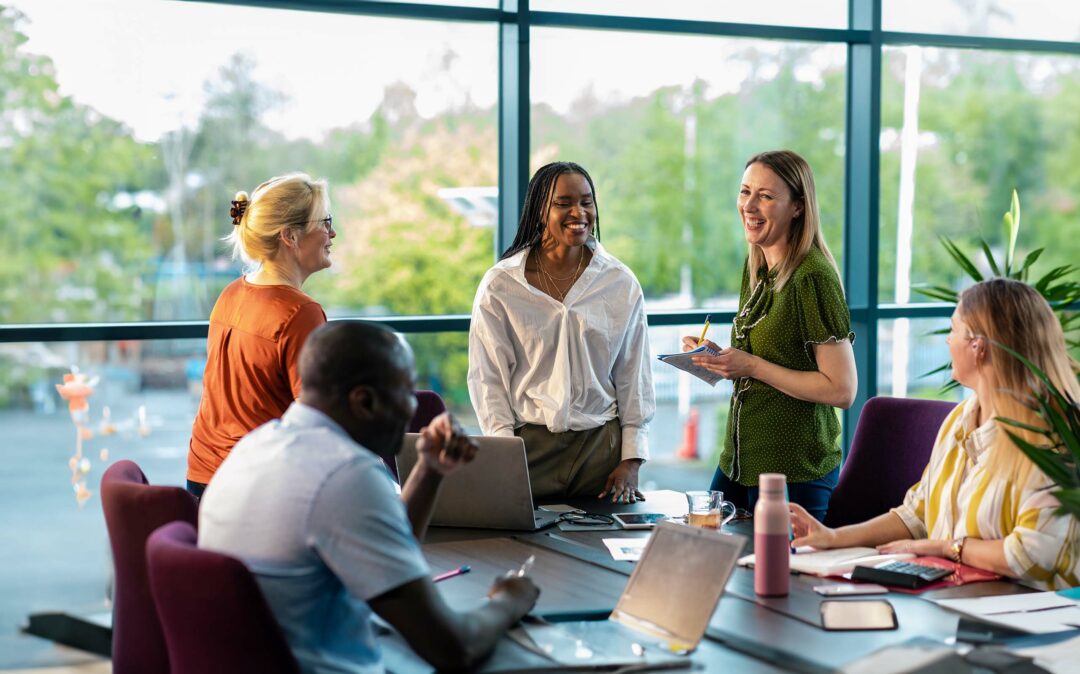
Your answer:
[682,150,857,521]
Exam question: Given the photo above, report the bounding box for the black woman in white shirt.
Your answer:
[468,161,655,504]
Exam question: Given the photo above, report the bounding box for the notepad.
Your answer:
[738,546,915,577]
[657,345,724,386]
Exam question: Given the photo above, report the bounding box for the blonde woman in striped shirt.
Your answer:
[790,278,1080,589]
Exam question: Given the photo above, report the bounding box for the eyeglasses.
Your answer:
[559,511,615,526]
[292,215,333,233]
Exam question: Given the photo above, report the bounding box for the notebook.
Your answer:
[395,433,560,531]
[657,345,723,386]
[738,546,914,577]
[513,521,747,667]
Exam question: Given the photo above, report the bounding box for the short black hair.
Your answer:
[299,321,408,400]
[500,161,600,260]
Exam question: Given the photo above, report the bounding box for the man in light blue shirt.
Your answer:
[199,321,539,673]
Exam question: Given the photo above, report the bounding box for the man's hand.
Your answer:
[415,412,477,477]
[599,459,645,503]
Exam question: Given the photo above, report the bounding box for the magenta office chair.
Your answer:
[101,460,198,674]
[146,521,300,674]
[825,396,957,528]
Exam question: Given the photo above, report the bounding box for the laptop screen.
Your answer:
[612,522,746,647]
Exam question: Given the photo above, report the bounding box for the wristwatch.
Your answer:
[949,536,967,564]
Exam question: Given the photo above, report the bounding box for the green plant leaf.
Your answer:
[997,415,1056,437]
[940,236,983,282]
[1052,489,1080,520]
[1003,430,1074,486]
[1002,189,1020,274]
[920,362,953,378]
[980,239,1001,277]
[1019,248,1044,279]
[912,285,959,302]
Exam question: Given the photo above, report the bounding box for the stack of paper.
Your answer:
[934,590,1080,634]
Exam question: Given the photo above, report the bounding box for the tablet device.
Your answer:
[612,513,668,529]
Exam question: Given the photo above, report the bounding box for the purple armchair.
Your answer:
[384,389,447,481]
[146,521,300,674]
[408,389,447,433]
[825,396,957,528]
[101,460,198,674]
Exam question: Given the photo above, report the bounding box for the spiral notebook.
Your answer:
[657,345,723,386]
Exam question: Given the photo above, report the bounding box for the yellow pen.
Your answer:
[696,314,711,347]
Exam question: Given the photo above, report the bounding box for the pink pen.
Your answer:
[432,565,471,583]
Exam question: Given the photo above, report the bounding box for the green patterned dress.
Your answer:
[720,247,854,486]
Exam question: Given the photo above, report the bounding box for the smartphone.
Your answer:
[820,599,898,631]
[612,513,668,529]
[813,583,888,596]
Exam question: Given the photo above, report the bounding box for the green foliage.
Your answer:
[914,191,1080,388]
[994,343,1080,521]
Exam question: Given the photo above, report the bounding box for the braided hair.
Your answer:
[500,161,601,260]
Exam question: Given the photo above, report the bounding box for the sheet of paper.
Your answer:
[935,591,1077,616]
[656,345,724,386]
[975,606,1080,635]
[603,537,648,562]
[1013,631,1080,672]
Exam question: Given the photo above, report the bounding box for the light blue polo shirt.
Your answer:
[199,403,429,674]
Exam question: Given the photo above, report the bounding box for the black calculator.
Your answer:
[850,561,953,589]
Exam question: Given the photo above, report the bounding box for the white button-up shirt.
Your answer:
[468,239,655,461]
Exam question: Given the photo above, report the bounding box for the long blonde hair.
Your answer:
[744,150,839,292]
[958,278,1080,485]
[225,172,329,270]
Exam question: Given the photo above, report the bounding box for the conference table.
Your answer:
[378,490,1033,673]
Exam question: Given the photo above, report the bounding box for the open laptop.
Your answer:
[513,521,746,667]
[395,433,560,530]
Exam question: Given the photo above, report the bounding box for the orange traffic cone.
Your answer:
[676,407,700,460]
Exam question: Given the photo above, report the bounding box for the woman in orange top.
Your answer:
[187,173,334,497]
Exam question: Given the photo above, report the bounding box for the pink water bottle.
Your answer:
[754,473,790,597]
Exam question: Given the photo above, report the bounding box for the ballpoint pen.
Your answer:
[696,314,711,347]
[432,565,471,583]
[516,554,535,578]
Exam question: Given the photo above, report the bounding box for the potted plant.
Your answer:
[995,343,1080,520]
[916,191,1080,389]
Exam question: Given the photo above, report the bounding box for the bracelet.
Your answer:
[949,536,967,564]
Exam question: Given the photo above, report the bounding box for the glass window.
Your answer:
[883,1,1080,42]
[532,0,847,29]
[876,318,966,401]
[0,338,203,632]
[878,47,1080,305]
[531,28,847,310]
[2,1,497,324]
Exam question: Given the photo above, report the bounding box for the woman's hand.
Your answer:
[599,459,645,503]
[876,538,948,558]
[680,336,759,380]
[789,503,839,549]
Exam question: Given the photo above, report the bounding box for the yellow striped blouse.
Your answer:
[891,396,1080,589]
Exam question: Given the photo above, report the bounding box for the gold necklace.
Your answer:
[535,249,584,301]
[536,248,583,281]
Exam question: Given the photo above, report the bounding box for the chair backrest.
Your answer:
[100,460,198,674]
[408,389,447,433]
[386,389,448,481]
[146,521,300,674]
[825,396,957,528]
